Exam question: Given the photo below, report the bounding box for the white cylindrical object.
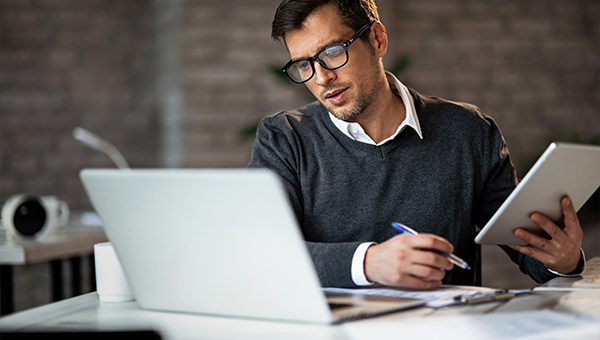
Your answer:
[41,196,70,228]
[94,242,134,302]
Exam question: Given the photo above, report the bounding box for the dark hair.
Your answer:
[272,0,379,44]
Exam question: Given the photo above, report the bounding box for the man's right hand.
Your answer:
[364,234,455,289]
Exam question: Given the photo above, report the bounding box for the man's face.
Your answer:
[284,4,385,121]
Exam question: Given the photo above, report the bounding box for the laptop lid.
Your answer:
[80,169,422,324]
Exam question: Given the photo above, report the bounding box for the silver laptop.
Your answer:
[80,169,423,324]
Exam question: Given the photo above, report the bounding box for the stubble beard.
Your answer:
[327,75,385,122]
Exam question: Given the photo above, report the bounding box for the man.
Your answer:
[248,0,584,289]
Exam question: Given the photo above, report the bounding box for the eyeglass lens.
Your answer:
[287,44,347,83]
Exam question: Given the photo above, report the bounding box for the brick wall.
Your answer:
[1,0,158,211]
[177,0,309,168]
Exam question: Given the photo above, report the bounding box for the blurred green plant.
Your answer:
[240,54,413,141]
[239,124,259,141]
[388,54,411,77]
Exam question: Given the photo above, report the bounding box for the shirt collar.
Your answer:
[329,71,423,145]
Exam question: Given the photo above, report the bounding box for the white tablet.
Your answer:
[475,142,600,245]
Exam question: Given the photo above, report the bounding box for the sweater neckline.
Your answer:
[315,91,426,156]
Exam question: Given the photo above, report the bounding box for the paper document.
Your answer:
[323,285,497,308]
[342,310,600,340]
[535,257,600,291]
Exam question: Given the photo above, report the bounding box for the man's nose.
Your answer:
[313,62,336,86]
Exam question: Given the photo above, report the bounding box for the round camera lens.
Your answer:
[13,200,46,236]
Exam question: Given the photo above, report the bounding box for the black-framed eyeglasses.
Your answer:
[281,23,372,84]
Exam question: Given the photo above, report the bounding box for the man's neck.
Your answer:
[347,78,406,144]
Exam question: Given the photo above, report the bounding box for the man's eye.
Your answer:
[296,60,311,71]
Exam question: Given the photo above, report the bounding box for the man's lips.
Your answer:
[324,87,349,104]
[325,88,345,98]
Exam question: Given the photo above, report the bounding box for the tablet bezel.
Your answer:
[475,142,600,245]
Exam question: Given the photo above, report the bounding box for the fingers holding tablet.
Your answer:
[509,196,583,275]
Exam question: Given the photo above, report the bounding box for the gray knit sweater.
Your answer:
[248,88,556,287]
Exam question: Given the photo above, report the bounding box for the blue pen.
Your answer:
[391,222,471,270]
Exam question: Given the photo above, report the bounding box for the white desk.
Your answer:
[1,259,599,339]
[0,290,598,339]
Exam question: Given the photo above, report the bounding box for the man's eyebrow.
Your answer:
[315,38,342,53]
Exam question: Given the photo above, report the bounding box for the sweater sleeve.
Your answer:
[248,114,361,288]
[473,115,558,283]
[247,115,303,221]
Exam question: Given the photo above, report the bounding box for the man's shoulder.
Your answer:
[268,101,325,118]
[260,101,327,130]
[409,88,495,128]
[411,89,482,117]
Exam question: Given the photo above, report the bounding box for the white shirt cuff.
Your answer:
[547,248,586,277]
[351,242,377,286]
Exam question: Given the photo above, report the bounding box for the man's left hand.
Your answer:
[509,196,583,274]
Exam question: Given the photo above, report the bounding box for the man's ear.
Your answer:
[370,22,388,58]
